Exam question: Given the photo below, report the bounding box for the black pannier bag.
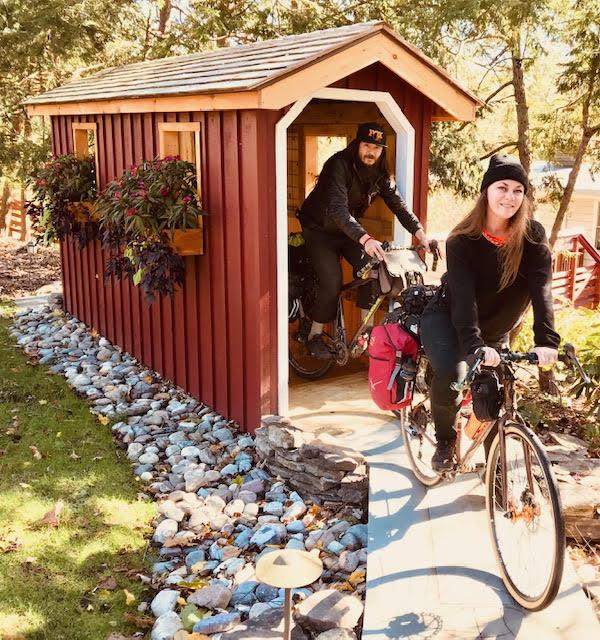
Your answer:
[471,370,503,421]
[288,232,318,322]
[384,284,439,341]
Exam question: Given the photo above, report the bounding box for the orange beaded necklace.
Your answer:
[482,229,508,247]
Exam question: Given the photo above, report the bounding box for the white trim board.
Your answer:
[275,87,416,416]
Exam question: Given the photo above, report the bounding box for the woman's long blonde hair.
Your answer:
[449,191,533,290]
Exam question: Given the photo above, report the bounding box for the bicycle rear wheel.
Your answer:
[289,317,333,380]
[399,404,442,487]
[485,422,565,610]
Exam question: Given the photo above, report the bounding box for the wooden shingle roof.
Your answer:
[26,22,482,120]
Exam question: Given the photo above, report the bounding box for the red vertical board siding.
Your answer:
[222,112,245,422]
[206,111,228,414]
[197,112,214,408]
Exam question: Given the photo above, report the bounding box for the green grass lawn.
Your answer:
[0,303,156,639]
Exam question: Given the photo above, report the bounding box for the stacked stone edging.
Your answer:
[255,416,369,509]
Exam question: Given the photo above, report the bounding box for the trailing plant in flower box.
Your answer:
[96,156,204,302]
[24,154,98,247]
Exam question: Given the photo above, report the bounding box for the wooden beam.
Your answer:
[72,122,100,190]
[27,91,261,117]
[259,32,479,121]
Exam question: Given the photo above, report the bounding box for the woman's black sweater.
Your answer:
[444,219,560,355]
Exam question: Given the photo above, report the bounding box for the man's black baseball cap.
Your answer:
[356,122,387,147]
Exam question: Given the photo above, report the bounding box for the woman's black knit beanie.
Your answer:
[481,154,529,194]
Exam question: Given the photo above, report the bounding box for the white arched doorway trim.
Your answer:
[275,87,416,415]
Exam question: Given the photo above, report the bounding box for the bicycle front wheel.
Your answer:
[485,422,565,610]
[289,317,333,380]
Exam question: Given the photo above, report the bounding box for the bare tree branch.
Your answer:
[480,141,519,160]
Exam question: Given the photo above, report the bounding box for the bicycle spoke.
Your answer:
[487,424,564,609]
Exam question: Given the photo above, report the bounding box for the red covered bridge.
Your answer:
[25,22,481,432]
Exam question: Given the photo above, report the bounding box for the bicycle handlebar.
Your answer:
[451,343,591,392]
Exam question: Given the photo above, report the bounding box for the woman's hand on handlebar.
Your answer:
[533,346,559,367]
[481,346,501,367]
[360,235,386,261]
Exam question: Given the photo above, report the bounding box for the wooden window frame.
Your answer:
[158,122,203,204]
[72,122,100,187]
[158,122,204,255]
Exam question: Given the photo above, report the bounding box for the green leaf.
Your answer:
[180,604,206,631]
[132,268,143,286]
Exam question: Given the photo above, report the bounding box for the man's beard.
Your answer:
[356,156,380,183]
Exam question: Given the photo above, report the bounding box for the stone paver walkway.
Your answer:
[289,369,600,639]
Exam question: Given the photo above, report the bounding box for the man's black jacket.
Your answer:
[298,147,422,243]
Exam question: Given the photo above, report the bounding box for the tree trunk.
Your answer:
[549,129,593,247]
[511,48,532,175]
[158,0,172,35]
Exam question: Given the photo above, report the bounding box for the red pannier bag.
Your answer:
[368,323,419,410]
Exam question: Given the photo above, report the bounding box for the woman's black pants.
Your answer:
[419,306,467,443]
[302,226,373,323]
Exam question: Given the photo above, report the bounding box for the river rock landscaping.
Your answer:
[10,302,368,640]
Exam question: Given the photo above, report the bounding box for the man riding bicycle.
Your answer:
[297,121,432,359]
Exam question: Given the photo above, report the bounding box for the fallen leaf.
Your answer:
[348,569,366,587]
[38,399,48,405]
[92,456,104,461]
[70,450,81,460]
[98,576,118,591]
[123,612,154,629]
[331,581,353,592]
[29,446,43,460]
[143,375,153,384]
[19,482,31,489]
[123,589,136,606]
[37,500,64,527]
[98,415,110,426]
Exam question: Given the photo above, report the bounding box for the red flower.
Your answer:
[127,207,137,217]
[36,178,48,186]
[160,186,170,197]
[164,155,174,162]
[182,195,192,205]
[114,191,121,200]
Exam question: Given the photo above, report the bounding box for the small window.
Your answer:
[72,122,99,188]
[158,122,202,204]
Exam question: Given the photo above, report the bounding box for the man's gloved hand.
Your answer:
[533,346,559,367]
[362,237,386,261]
[481,346,501,367]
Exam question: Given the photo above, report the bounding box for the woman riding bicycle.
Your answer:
[297,121,432,359]
[420,154,560,472]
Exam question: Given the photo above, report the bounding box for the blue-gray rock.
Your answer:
[234,529,253,549]
[221,464,239,476]
[209,541,224,561]
[185,550,206,569]
[256,584,280,602]
[151,611,183,640]
[326,541,345,555]
[242,479,265,495]
[134,464,153,477]
[345,524,368,547]
[188,584,232,609]
[286,521,305,534]
[168,400,188,416]
[127,443,144,460]
[181,445,201,458]
[150,589,179,617]
[138,452,159,465]
[213,427,234,442]
[232,581,259,606]
[250,524,287,547]
[152,561,175,575]
[72,374,92,387]
[286,538,306,551]
[339,532,360,550]
[264,502,284,516]
[193,611,241,634]
[238,436,254,448]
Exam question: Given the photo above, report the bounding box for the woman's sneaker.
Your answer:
[432,439,456,472]
[308,334,333,359]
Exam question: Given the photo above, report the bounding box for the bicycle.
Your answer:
[288,239,439,379]
[398,342,590,610]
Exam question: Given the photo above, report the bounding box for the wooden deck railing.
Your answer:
[552,232,600,309]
